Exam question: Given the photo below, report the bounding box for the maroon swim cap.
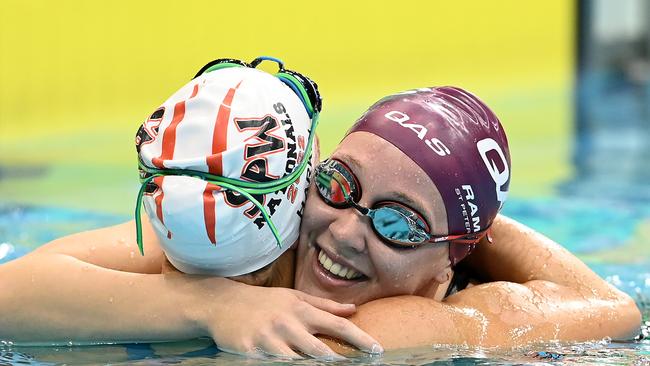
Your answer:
[346,87,511,265]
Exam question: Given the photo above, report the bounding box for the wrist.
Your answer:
[175,274,246,338]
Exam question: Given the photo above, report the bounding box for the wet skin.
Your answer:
[294,131,454,305]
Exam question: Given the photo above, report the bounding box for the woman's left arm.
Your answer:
[320,215,641,352]
[463,214,639,304]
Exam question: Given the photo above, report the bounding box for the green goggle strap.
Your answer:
[275,72,315,118]
[134,174,283,256]
[200,60,316,118]
[203,62,246,74]
[138,112,319,191]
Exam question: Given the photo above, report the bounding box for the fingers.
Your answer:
[217,338,302,360]
[310,310,384,355]
[296,292,356,316]
[295,292,384,354]
[283,325,346,360]
[257,337,302,359]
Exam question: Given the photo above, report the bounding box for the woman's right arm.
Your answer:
[0,219,381,358]
[0,219,200,343]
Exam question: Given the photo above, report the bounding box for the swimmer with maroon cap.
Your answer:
[1,85,640,357]
[286,86,639,350]
[294,86,512,305]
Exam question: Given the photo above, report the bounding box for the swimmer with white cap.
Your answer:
[134,56,319,280]
[0,58,384,359]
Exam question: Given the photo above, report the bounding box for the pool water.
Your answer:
[1,194,649,365]
[1,339,649,365]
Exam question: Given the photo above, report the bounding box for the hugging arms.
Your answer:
[0,212,639,356]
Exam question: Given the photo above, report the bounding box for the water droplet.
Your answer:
[108,297,114,304]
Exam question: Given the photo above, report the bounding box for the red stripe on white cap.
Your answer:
[202,183,221,245]
[152,84,200,168]
[207,80,243,175]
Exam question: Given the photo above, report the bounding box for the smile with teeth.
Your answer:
[318,250,363,280]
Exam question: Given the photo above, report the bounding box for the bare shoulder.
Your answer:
[342,213,642,349]
[444,279,641,345]
[33,216,165,274]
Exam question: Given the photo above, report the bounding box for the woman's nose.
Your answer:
[328,207,369,254]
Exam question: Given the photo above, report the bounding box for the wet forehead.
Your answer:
[332,132,449,234]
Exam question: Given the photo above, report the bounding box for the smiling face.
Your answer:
[294,132,453,305]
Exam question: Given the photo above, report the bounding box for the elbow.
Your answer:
[0,265,10,305]
[601,284,643,340]
[615,295,642,340]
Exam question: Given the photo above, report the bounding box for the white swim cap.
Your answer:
[134,63,317,276]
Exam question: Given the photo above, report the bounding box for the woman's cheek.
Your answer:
[300,186,331,234]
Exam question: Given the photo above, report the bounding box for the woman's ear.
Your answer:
[416,266,453,300]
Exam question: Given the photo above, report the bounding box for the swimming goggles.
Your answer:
[314,159,488,248]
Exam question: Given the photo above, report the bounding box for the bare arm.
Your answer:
[334,280,639,351]
[0,220,213,343]
[464,215,621,295]
[323,215,641,352]
[0,218,380,358]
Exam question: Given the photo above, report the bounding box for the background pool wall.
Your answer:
[0,0,574,214]
[568,0,650,201]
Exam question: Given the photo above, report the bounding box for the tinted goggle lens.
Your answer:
[369,204,430,245]
[315,160,358,206]
[315,160,431,247]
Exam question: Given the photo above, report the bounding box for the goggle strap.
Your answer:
[134,175,283,257]
[350,201,370,216]
[193,59,251,79]
[215,180,283,249]
[444,228,491,245]
[138,161,300,195]
[203,62,247,74]
[138,113,319,194]
[276,72,315,118]
[134,174,158,255]
[250,56,284,69]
